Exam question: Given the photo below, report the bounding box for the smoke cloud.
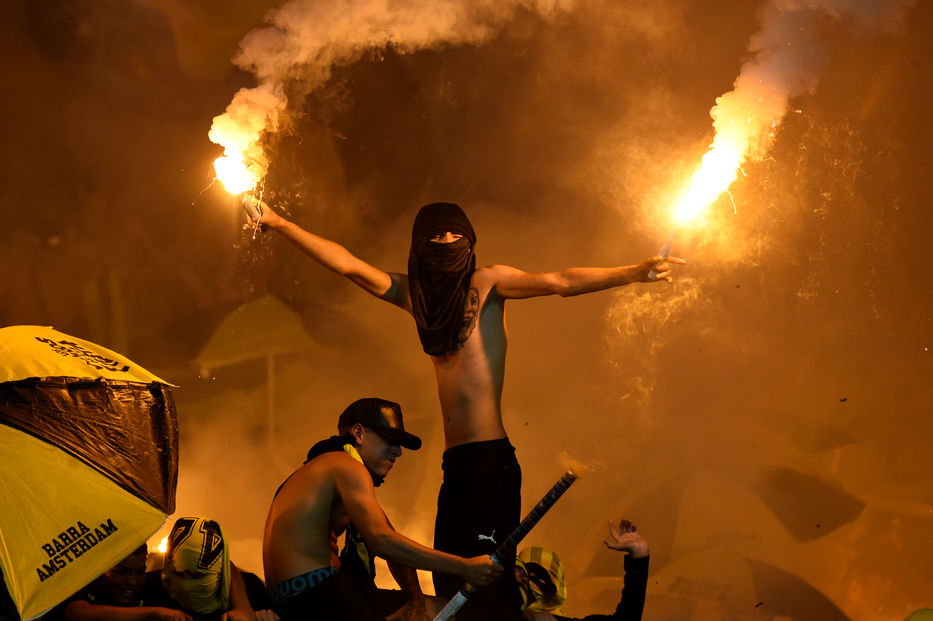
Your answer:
[605,0,915,407]
[711,0,913,164]
[209,0,576,188]
[5,0,931,618]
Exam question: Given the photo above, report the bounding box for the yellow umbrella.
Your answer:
[0,326,178,620]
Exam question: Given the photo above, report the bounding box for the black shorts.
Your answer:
[433,438,523,620]
[271,569,385,621]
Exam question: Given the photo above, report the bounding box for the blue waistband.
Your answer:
[271,567,339,602]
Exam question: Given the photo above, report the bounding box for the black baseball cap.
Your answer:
[338,398,422,450]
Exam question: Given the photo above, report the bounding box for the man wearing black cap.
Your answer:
[263,397,501,621]
[254,202,683,619]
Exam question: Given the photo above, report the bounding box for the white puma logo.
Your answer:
[477,530,496,543]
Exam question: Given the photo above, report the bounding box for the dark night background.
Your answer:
[2,0,931,618]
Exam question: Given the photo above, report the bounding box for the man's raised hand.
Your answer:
[604,518,650,558]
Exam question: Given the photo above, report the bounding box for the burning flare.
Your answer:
[212,155,261,195]
[207,0,574,197]
[669,0,912,226]
[208,83,285,195]
[672,140,743,224]
[672,83,781,226]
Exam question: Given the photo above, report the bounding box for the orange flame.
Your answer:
[208,83,284,195]
[673,139,743,224]
[669,68,784,226]
[212,153,262,195]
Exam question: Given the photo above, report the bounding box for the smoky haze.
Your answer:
[2,0,932,619]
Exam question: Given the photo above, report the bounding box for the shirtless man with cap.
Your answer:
[254,202,683,619]
[263,397,500,621]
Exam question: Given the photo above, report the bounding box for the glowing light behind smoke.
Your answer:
[670,0,913,227]
[208,0,574,197]
[672,140,743,224]
[208,83,285,194]
[212,155,258,194]
[672,78,784,225]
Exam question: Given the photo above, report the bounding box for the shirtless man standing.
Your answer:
[255,201,683,619]
[263,397,500,620]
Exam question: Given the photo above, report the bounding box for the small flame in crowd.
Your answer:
[157,537,168,554]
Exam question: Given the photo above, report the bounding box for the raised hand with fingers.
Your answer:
[604,518,650,558]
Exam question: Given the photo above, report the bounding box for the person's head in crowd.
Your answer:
[162,517,231,614]
[336,397,422,481]
[514,546,567,616]
[90,544,148,605]
[906,609,933,621]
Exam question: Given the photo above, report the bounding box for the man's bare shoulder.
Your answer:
[305,450,363,470]
[475,264,519,276]
[308,451,373,487]
[280,452,365,490]
[472,264,520,290]
[474,265,539,304]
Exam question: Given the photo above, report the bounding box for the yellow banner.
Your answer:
[0,326,168,385]
[0,426,166,619]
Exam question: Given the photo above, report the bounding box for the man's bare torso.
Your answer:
[424,267,509,449]
[262,454,351,589]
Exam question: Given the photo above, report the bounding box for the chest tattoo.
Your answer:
[458,288,480,344]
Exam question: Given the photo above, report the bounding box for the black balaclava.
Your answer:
[408,202,477,355]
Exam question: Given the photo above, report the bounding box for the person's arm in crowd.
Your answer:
[63,600,192,621]
[387,515,428,613]
[386,561,429,621]
[600,518,649,621]
[219,564,257,621]
[550,518,651,621]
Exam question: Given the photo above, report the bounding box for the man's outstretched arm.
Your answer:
[254,203,411,310]
[487,256,685,300]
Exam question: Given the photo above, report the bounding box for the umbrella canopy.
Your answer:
[194,295,320,372]
[0,325,178,620]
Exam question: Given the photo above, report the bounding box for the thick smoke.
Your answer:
[711,0,913,163]
[605,0,914,404]
[210,0,575,186]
